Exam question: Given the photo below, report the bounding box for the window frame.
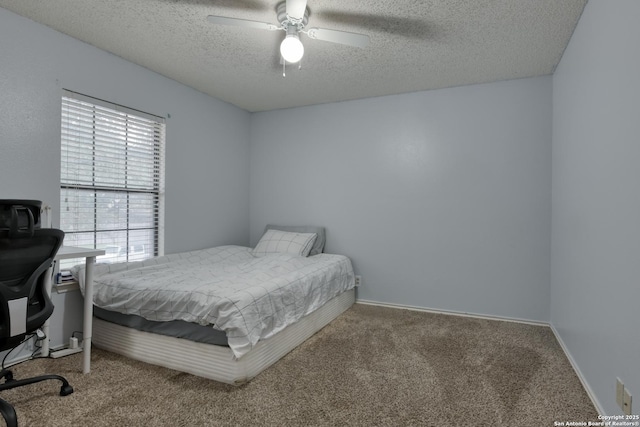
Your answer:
[59,90,165,264]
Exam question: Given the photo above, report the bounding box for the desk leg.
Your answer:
[41,266,54,357]
[83,256,96,374]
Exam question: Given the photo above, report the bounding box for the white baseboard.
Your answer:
[549,324,605,416]
[355,299,548,326]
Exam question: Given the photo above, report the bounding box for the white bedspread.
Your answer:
[72,245,355,359]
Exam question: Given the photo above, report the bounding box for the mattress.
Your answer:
[93,306,229,346]
[92,288,355,384]
[74,245,355,359]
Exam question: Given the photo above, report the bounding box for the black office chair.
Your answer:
[0,203,73,427]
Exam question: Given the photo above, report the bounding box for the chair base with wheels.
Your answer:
[0,368,74,427]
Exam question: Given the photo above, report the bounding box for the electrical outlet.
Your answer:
[617,378,625,408]
[623,388,633,416]
[354,275,362,287]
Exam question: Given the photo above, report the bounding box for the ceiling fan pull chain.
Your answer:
[283,59,286,78]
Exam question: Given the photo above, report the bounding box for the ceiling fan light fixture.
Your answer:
[280,27,304,63]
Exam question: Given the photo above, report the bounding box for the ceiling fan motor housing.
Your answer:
[276,2,308,30]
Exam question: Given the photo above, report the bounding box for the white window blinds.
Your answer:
[60,90,165,265]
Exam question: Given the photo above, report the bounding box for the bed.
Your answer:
[72,226,356,384]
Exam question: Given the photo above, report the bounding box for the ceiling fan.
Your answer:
[207,0,370,69]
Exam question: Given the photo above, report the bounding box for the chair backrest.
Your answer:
[0,228,64,350]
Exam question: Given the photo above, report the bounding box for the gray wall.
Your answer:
[551,0,640,415]
[0,7,250,349]
[250,76,552,322]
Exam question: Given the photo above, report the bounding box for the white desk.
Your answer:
[42,246,105,374]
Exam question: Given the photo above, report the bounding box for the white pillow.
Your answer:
[252,229,318,257]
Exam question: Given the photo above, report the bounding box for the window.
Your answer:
[60,90,165,265]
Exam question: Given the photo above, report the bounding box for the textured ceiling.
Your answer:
[0,0,587,112]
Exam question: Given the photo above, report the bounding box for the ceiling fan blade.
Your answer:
[207,0,267,12]
[286,0,308,20]
[306,28,370,48]
[207,15,279,31]
[318,11,437,41]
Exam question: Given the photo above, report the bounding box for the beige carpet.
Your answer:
[2,304,598,426]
